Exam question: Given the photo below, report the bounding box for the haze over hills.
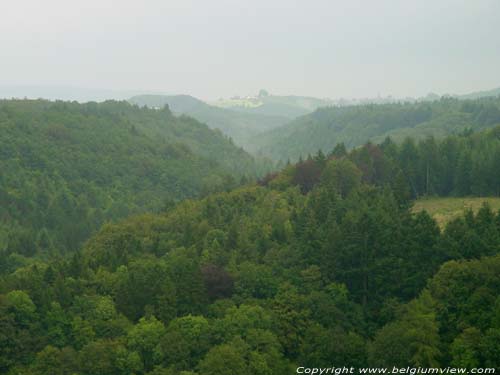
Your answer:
[2,84,499,105]
[2,0,500,372]
[459,86,500,100]
[211,89,335,119]
[0,85,149,103]
[128,94,288,150]
[2,85,500,375]
[3,84,500,160]
[128,87,500,154]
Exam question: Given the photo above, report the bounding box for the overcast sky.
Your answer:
[1,0,499,101]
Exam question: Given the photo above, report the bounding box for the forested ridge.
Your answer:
[1,127,499,374]
[257,96,500,162]
[0,99,266,256]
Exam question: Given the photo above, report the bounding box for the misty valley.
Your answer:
[1,91,499,374]
[1,1,500,373]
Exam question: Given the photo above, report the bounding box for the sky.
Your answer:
[1,0,500,101]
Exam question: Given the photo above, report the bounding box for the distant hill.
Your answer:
[0,84,147,102]
[129,94,288,150]
[129,94,204,111]
[211,86,500,119]
[459,86,500,100]
[255,96,500,161]
[0,99,264,254]
[212,90,334,119]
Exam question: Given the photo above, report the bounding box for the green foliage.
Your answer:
[0,99,263,257]
[32,345,78,375]
[115,259,177,322]
[159,315,211,370]
[369,291,441,367]
[258,96,500,162]
[128,94,288,150]
[4,290,37,325]
[127,316,165,372]
[300,324,366,368]
[0,126,499,372]
[320,158,361,198]
[197,339,250,375]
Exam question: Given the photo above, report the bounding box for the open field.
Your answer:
[412,197,500,228]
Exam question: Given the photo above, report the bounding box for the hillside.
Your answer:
[128,94,288,150]
[0,99,263,254]
[1,134,499,372]
[256,96,500,161]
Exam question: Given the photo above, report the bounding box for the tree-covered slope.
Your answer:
[0,99,264,254]
[1,140,499,373]
[0,119,498,374]
[256,96,500,161]
[128,94,288,150]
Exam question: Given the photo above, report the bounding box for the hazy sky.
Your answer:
[1,0,500,100]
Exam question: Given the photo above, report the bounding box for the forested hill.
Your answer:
[459,86,500,100]
[128,94,288,150]
[213,91,333,118]
[256,96,500,161]
[1,126,498,373]
[0,99,264,255]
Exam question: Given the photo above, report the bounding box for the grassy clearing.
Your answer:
[412,197,500,229]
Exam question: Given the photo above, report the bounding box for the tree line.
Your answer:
[279,125,500,199]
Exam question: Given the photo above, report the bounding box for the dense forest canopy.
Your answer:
[364,126,500,197]
[3,0,500,372]
[0,99,267,256]
[256,96,500,162]
[0,126,499,373]
[262,125,500,199]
